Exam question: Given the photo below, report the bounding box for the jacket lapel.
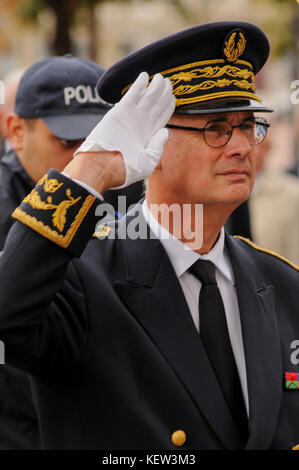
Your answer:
[114,207,243,449]
[226,235,282,449]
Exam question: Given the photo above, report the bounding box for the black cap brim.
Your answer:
[174,99,273,115]
[41,113,107,140]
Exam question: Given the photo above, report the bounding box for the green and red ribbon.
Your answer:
[285,372,299,389]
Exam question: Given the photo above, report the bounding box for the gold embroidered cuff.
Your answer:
[12,169,102,257]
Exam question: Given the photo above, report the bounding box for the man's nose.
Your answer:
[225,127,252,157]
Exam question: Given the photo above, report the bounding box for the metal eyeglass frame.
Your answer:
[166,117,270,148]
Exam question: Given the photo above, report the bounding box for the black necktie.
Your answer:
[189,259,248,443]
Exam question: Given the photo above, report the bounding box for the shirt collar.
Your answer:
[142,199,234,283]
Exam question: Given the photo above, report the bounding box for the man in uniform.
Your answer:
[0,55,110,251]
[0,22,299,450]
[0,55,109,449]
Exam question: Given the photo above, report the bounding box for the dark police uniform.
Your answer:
[0,149,39,449]
[0,55,110,449]
[0,150,34,250]
[0,171,299,449]
[1,22,298,450]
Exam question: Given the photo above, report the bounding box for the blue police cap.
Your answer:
[14,54,111,140]
[97,21,272,114]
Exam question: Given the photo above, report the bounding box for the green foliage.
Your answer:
[16,0,44,23]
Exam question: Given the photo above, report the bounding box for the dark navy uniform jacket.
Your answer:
[0,150,40,450]
[0,150,34,249]
[0,170,299,450]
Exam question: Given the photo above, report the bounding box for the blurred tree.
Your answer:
[252,0,296,57]
[16,0,191,59]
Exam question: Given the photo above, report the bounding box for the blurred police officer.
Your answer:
[0,54,109,449]
[0,55,110,250]
[1,22,299,450]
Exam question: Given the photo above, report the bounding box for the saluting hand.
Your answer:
[64,72,175,194]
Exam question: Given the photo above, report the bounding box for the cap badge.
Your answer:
[122,27,258,109]
[223,30,246,63]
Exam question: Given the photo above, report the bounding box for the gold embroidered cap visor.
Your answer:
[97,21,272,114]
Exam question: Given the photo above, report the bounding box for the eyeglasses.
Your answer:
[166,117,270,148]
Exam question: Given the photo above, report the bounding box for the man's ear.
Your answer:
[6,113,27,151]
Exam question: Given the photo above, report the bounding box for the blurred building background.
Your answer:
[0,0,298,170]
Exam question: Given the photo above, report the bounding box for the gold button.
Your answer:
[292,444,299,450]
[93,225,111,238]
[171,429,186,447]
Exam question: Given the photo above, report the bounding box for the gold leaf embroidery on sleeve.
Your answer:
[23,190,56,210]
[37,174,63,193]
[22,182,82,232]
[52,190,81,232]
[12,194,96,248]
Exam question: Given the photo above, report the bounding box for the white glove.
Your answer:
[74,71,176,189]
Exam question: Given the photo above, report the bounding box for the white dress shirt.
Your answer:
[142,199,249,416]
